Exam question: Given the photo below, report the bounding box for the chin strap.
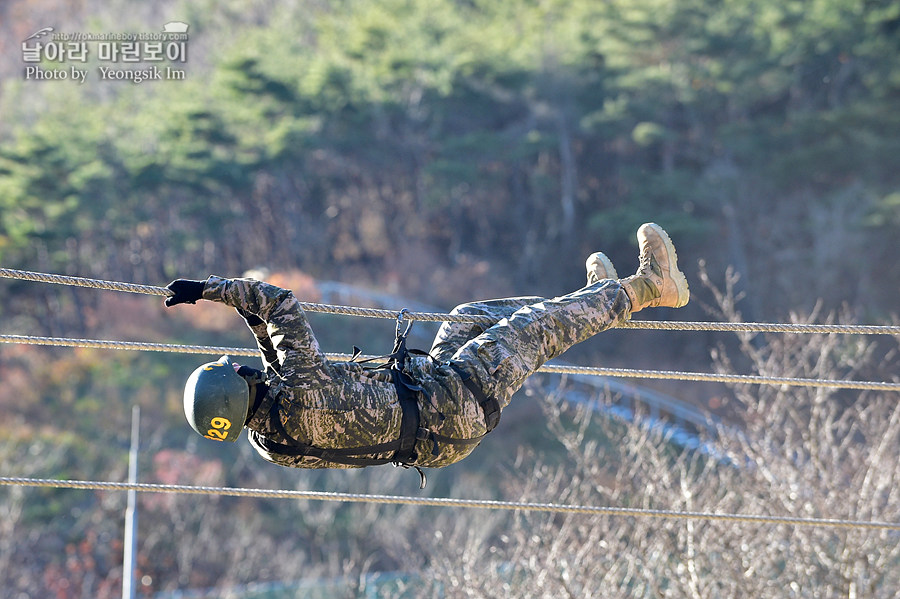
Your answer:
[237,365,268,425]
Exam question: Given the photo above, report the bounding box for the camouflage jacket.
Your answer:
[202,276,487,470]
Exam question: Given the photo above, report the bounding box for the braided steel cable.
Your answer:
[3,267,900,334]
[2,334,898,392]
[5,272,900,533]
[0,268,492,325]
[0,476,897,531]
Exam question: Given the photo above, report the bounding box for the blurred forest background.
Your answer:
[1,0,899,597]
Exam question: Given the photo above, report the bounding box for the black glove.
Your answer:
[164,279,206,307]
[236,365,266,385]
[236,308,264,326]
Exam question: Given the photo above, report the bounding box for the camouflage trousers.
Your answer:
[427,279,631,413]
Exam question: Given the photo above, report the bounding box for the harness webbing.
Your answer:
[388,367,429,466]
[449,362,502,433]
[251,312,502,488]
[250,313,429,486]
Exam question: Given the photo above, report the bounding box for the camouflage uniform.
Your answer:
[202,275,631,470]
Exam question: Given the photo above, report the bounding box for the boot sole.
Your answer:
[639,223,690,308]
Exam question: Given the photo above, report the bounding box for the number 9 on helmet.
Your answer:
[183,355,249,442]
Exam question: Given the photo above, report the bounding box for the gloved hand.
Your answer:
[236,308,264,326]
[236,364,266,385]
[165,279,206,307]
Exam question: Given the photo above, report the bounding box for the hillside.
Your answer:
[2,0,900,596]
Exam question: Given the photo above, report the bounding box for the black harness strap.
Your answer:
[390,367,428,465]
[257,311,500,488]
[243,381,269,426]
[448,363,502,433]
[376,318,432,487]
[258,311,431,488]
[260,409,403,465]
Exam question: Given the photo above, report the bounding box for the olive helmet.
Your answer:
[183,355,249,442]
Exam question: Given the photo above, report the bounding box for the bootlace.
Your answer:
[638,250,663,279]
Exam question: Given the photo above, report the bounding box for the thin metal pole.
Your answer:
[123,406,140,599]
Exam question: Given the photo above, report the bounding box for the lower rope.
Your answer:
[1,334,897,391]
[0,477,896,531]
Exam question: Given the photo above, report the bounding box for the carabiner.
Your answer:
[395,308,413,339]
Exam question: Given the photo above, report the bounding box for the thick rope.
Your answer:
[621,320,900,335]
[3,267,899,335]
[2,334,898,392]
[541,364,900,392]
[0,476,897,531]
[0,334,256,357]
[0,268,171,297]
[0,268,492,325]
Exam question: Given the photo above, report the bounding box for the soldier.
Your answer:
[166,223,689,485]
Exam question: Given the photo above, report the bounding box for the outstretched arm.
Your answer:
[166,276,333,386]
[235,307,279,372]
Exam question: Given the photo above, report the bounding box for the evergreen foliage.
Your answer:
[1,0,899,595]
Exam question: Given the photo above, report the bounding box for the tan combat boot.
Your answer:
[586,252,618,285]
[620,223,690,313]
